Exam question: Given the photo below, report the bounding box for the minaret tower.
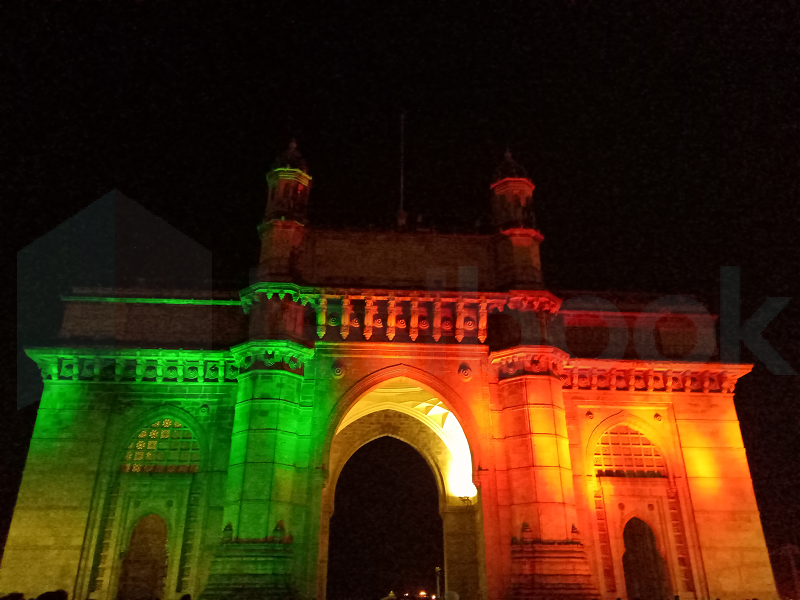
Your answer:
[491,149,544,288]
[258,140,312,280]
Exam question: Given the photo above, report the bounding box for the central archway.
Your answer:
[326,436,444,600]
[318,376,484,600]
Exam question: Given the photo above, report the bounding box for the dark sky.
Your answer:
[2,0,799,590]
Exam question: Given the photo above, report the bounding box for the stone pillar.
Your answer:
[442,503,481,600]
[201,361,308,599]
[494,347,597,599]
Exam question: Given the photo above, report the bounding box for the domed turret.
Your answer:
[490,149,544,288]
[493,148,528,183]
[265,139,312,224]
[490,149,536,231]
[271,139,308,173]
[258,140,312,280]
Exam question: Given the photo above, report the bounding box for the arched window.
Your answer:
[121,418,200,473]
[594,425,666,478]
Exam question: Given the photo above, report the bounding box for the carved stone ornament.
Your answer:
[331,361,346,379]
[464,317,476,330]
[441,318,453,331]
[458,363,473,381]
[350,316,360,327]
[555,361,748,395]
[418,318,429,329]
[654,413,663,421]
[327,313,340,326]
[585,410,594,420]
[396,318,407,328]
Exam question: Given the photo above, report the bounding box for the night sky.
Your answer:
[3,0,799,593]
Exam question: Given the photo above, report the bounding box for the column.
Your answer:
[495,347,596,599]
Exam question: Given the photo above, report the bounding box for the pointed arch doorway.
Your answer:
[622,517,670,600]
[117,513,168,600]
[326,436,444,600]
[318,377,484,600]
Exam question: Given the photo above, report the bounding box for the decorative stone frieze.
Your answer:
[27,348,241,384]
[490,346,570,380]
[560,359,751,394]
[230,340,314,376]
[239,282,560,343]
[27,340,316,384]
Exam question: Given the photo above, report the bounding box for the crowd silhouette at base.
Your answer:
[0,593,773,600]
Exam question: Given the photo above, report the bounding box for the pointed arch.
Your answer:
[329,428,449,506]
[584,412,675,480]
[115,405,210,474]
[322,363,484,474]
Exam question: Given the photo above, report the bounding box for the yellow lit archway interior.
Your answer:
[336,377,478,500]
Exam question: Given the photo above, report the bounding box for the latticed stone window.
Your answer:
[594,425,667,478]
[121,418,200,473]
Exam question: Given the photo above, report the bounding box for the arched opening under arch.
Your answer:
[326,437,444,600]
[117,513,168,600]
[622,517,670,600]
[335,377,477,499]
[318,377,484,600]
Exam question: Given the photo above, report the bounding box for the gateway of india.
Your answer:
[1,143,777,600]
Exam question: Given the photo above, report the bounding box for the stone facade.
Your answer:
[0,147,777,600]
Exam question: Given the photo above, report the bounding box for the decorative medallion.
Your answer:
[458,363,472,381]
[463,318,476,330]
[585,410,594,420]
[396,318,407,328]
[418,318,429,329]
[654,413,662,421]
[331,361,346,379]
[327,313,340,326]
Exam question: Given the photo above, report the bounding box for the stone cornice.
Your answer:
[560,358,752,394]
[26,347,239,384]
[61,295,241,307]
[240,283,561,344]
[240,282,560,311]
[230,340,315,374]
[25,340,315,384]
[488,347,752,393]
[491,346,570,379]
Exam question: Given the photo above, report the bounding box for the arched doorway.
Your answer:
[117,513,168,600]
[622,517,669,600]
[326,437,444,600]
[319,377,483,600]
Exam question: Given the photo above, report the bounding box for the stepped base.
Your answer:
[509,540,599,600]
[199,541,294,600]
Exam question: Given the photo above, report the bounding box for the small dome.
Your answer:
[493,148,527,182]
[271,139,308,173]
